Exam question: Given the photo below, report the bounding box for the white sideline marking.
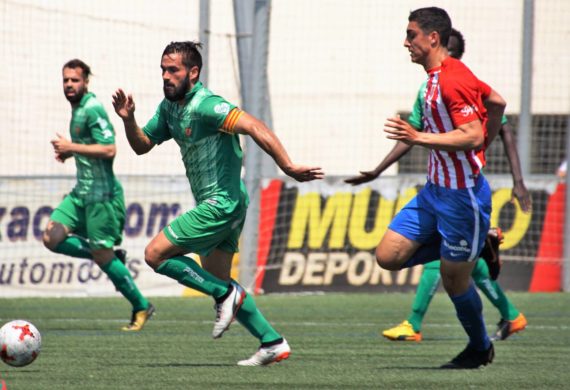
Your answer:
[0,318,567,330]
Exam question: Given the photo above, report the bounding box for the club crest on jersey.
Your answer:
[185,127,192,137]
[75,126,80,135]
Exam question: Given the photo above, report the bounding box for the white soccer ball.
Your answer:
[0,320,42,367]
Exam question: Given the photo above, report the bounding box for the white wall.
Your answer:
[1,0,568,177]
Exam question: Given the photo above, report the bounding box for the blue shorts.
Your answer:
[389,176,491,262]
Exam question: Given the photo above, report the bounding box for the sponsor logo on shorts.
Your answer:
[443,240,471,253]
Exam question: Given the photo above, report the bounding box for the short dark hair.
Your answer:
[62,59,91,79]
[162,41,203,74]
[448,28,466,59]
[409,7,452,47]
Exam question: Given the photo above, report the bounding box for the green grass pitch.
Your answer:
[1,292,569,389]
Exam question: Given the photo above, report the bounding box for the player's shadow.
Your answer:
[377,366,458,371]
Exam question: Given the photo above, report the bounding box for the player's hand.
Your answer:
[512,181,532,213]
[384,115,420,145]
[112,88,135,120]
[55,152,72,163]
[344,170,379,185]
[284,165,324,182]
[50,133,73,154]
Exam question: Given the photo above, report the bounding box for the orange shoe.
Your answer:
[491,313,527,341]
[382,321,422,342]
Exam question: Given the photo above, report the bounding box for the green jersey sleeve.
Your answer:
[143,102,171,144]
[501,115,508,126]
[408,80,427,130]
[196,95,237,132]
[86,105,115,145]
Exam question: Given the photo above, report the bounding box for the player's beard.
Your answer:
[64,87,85,104]
[163,76,190,102]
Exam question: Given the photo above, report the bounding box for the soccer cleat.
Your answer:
[212,282,246,339]
[491,313,528,341]
[122,303,155,331]
[237,339,291,366]
[480,227,504,280]
[440,343,494,369]
[382,320,422,342]
[114,249,127,265]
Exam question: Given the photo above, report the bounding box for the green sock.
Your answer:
[236,290,281,343]
[54,235,93,259]
[101,258,149,312]
[472,259,520,321]
[408,261,441,332]
[155,256,229,298]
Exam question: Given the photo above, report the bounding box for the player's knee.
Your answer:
[441,273,470,296]
[144,244,163,270]
[42,228,59,251]
[375,246,401,271]
[42,221,66,251]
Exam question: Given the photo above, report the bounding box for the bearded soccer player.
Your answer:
[112,41,323,366]
[346,28,529,343]
[43,59,154,331]
[370,8,506,368]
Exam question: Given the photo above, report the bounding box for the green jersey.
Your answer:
[143,82,247,208]
[69,92,118,205]
[408,80,507,130]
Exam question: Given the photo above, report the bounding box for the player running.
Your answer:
[347,28,529,343]
[112,41,323,366]
[43,59,154,332]
[370,7,506,368]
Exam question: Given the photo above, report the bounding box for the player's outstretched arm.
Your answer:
[484,88,507,145]
[233,112,324,182]
[345,141,413,185]
[112,88,154,155]
[499,122,532,212]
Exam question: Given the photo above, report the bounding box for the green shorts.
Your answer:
[50,191,126,250]
[163,200,247,257]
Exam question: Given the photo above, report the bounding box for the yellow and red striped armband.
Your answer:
[220,108,244,134]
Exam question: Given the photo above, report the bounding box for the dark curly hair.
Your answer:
[62,59,91,80]
[162,41,203,75]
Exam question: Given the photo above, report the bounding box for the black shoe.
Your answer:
[114,249,127,265]
[480,228,503,280]
[440,344,494,369]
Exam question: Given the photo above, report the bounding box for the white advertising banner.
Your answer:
[0,176,196,297]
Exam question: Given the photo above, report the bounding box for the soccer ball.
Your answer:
[0,320,42,367]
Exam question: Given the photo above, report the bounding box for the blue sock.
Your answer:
[402,239,441,268]
[450,284,491,351]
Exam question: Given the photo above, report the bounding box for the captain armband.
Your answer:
[220,108,244,134]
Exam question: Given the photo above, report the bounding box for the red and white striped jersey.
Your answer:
[422,57,490,189]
